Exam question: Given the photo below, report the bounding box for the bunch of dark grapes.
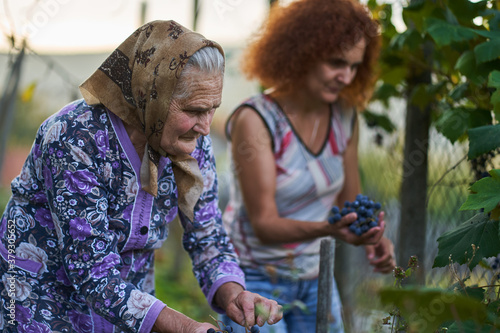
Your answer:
[207,324,260,333]
[328,194,382,236]
[470,148,500,181]
[491,255,500,270]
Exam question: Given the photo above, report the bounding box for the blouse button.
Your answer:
[123,257,132,265]
[140,226,149,235]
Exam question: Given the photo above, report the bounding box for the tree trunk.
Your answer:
[397,40,433,284]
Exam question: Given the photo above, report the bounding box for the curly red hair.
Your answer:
[241,0,381,110]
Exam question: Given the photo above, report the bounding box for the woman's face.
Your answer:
[303,38,366,104]
[160,72,223,156]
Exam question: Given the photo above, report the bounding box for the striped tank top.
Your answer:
[222,93,356,279]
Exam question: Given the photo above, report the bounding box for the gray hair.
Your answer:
[172,47,225,100]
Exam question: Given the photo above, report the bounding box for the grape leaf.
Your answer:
[490,71,500,117]
[379,287,488,332]
[468,124,500,159]
[435,108,491,143]
[362,110,396,133]
[433,213,500,270]
[424,17,477,46]
[460,169,500,213]
[489,71,500,89]
[446,321,500,333]
[455,51,476,77]
[435,109,468,143]
[389,28,423,51]
[474,39,500,64]
[372,83,399,107]
[471,28,500,39]
[449,82,469,101]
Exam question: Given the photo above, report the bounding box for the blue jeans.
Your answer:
[220,268,344,333]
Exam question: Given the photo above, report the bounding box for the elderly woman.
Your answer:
[221,0,396,332]
[0,20,282,333]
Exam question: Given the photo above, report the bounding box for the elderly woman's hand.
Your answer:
[214,282,283,330]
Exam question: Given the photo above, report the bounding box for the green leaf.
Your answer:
[405,0,425,11]
[403,0,442,33]
[425,17,477,46]
[435,108,491,143]
[409,84,433,110]
[449,82,469,100]
[458,286,486,301]
[475,59,500,86]
[378,62,408,86]
[373,83,399,104]
[379,287,488,332]
[468,124,500,159]
[435,109,468,143]
[455,50,476,76]
[489,70,500,89]
[446,321,500,333]
[362,110,396,133]
[474,39,500,64]
[444,6,459,26]
[460,169,500,213]
[484,8,500,32]
[433,213,500,270]
[487,299,500,323]
[471,29,500,39]
[489,71,500,115]
[492,92,500,116]
[389,28,423,51]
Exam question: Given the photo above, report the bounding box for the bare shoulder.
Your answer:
[230,106,271,144]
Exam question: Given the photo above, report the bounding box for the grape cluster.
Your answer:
[491,255,500,270]
[207,324,260,333]
[328,194,382,236]
[470,148,499,181]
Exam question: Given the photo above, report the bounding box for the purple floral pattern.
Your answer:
[94,130,110,159]
[0,100,244,332]
[63,169,99,195]
[68,310,92,333]
[69,217,92,241]
[90,253,120,279]
[35,208,54,229]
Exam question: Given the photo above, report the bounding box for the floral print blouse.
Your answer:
[0,99,245,333]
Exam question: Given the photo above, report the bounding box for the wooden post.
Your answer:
[316,238,335,333]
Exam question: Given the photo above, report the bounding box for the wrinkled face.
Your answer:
[160,71,223,156]
[304,38,366,104]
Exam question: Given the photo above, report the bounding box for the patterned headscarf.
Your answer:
[79,20,224,221]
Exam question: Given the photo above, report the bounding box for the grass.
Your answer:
[0,186,11,212]
[154,221,217,323]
